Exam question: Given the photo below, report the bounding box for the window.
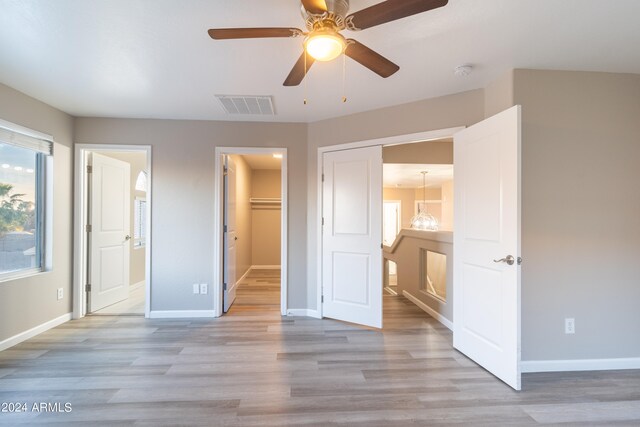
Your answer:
[134,197,146,248]
[0,122,52,280]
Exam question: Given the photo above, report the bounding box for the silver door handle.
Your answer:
[494,255,515,265]
[125,235,131,241]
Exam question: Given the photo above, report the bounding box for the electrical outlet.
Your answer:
[199,283,208,295]
[565,318,575,334]
[192,284,200,294]
[57,288,63,300]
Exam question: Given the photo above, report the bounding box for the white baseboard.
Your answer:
[149,310,217,319]
[251,265,281,270]
[130,280,145,290]
[287,309,321,319]
[521,357,640,373]
[236,268,252,285]
[0,312,72,352]
[384,286,398,296]
[403,291,453,331]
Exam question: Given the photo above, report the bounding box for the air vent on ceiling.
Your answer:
[215,95,275,115]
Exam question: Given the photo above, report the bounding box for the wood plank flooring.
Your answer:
[1,271,640,425]
[93,281,145,316]
[230,268,280,311]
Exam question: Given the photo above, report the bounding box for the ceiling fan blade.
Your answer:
[208,28,303,40]
[347,0,448,30]
[301,0,328,15]
[283,51,316,86]
[345,39,399,78]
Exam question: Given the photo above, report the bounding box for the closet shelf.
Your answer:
[250,197,281,207]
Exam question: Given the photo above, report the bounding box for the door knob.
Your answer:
[125,235,131,241]
[493,255,515,265]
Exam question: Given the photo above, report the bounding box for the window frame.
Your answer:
[0,120,53,283]
[133,196,146,249]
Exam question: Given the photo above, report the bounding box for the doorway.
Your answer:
[317,106,522,390]
[214,147,288,316]
[381,142,455,323]
[73,145,152,318]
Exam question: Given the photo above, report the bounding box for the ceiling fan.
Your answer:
[208,0,448,86]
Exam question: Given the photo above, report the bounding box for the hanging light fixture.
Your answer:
[304,29,346,62]
[410,171,439,231]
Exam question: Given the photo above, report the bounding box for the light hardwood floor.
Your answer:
[92,281,146,316]
[1,271,640,425]
[229,268,281,312]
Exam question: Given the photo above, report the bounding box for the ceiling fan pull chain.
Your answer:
[342,53,347,103]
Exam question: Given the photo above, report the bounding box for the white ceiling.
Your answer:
[383,164,453,188]
[241,154,282,170]
[0,0,639,123]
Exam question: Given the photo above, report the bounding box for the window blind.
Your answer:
[0,120,53,155]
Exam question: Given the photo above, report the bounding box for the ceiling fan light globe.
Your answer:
[305,33,345,62]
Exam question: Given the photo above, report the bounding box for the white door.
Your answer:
[223,155,237,312]
[89,153,131,312]
[453,105,522,390]
[322,146,383,328]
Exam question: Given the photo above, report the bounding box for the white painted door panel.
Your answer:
[322,146,383,329]
[223,156,237,312]
[90,153,131,312]
[453,105,522,390]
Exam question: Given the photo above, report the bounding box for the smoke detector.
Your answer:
[454,64,473,77]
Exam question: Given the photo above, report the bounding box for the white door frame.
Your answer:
[213,147,288,316]
[316,127,464,318]
[73,144,153,319]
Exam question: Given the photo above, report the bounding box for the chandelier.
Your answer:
[410,171,439,231]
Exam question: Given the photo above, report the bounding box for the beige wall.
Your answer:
[485,69,515,118]
[101,151,147,286]
[74,118,308,311]
[440,180,454,231]
[384,230,454,322]
[230,155,252,281]
[514,70,640,361]
[307,89,486,309]
[0,83,74,343]
[383,139,453,164]
[251,169,281,266]
[383,188,415,229]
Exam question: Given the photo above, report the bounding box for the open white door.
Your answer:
[223,155,237,312]
[89,153,131,312]
[453,105,522,390]
[322,146,383,328]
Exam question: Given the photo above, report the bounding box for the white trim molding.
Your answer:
[287,309,321,319]
[316,127,465,321]
[403,290,453,331]
[521,358,640,373]
[251,265,281,270]
[73,144,153,319]
[149,310,216,319]
[213,147,289,317]
[0,313,72,352]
